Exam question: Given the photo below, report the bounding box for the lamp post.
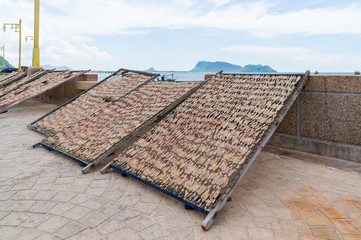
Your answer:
[33,0,40,68]
[25,36,34,42]
[25,36,34,68]
[3,19,22,71]
[0,45,4,71]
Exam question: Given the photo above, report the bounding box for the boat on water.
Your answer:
[355,71,360,75]
[157,74,176,81]
[314,71,319,74]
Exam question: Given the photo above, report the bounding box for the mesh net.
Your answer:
[42,81,200,164]
[111,73,303,211]
[31,73,154,136]
[0,71,85,112]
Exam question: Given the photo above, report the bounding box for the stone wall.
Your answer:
[270,75,361,163]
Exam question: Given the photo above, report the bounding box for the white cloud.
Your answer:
[222,44,360,72]
[47,1,361,36]
[4,0,360,37]
[222,45,312,55]
[116,30,150,35]
[43,42,112,62]
[1,0,361,70]
[208,0,233,7]
[39,33,112,69]
[247,4,361,37]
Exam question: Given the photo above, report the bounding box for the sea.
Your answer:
[96,71,356,82]
[96,71,211,82]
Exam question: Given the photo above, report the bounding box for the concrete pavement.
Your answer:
[0,100,360,240]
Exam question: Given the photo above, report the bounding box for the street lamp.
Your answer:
[3,19,22,71]
[25,36,34,42]
[0,45,5,71]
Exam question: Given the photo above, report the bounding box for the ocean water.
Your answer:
[96,71,356,82]
[96,71,210,82]
[150,71,211,81]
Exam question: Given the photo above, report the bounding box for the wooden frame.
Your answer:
[0,70,88,114]
[100,79,210,174]
[28,69,122,133]
[0,71,27,88]
[0,70,51,98]
[28,68,159,135]
[100,71,310,230]
[41,80,203,173]
[201,71,310,230]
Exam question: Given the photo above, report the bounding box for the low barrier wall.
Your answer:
[38,74,98,100]
[270,75,361,163]
[39,73,360,163]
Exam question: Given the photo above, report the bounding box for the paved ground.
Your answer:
[0,100,361,240]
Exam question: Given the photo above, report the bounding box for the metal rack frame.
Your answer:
[0,70,88,114]
[28,68,159,134]
[28,69,122,132]
[97,79,208,174]
[0,71,27,88]
[32,69,165,172]
[110,165,209,214]
[38,79,204,173]
[0,70,52,98]
[200,71,310,230]
[101,71,310,230]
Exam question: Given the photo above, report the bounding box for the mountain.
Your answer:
[146,67,157,72]
[0,56,15,70]
[242,64,276,72]
[190,61,276,73]
[41,64,72,71]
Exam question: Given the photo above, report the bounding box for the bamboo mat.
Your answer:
[30,73,153,136]
[0,71,24,85]
[111,73,304,211]
[0,71,86,113]
[42,81,200,164]
[0,70,47,97]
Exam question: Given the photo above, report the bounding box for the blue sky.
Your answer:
[1,0,361,72]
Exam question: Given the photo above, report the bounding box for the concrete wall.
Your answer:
[39,73,360,162]
[270,75,361,163]
[38,74,98,100]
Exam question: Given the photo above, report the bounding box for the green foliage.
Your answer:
[242,64,276,72]
[0,56,14,70]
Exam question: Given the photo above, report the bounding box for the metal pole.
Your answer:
[2,21,22,70]
[33,0,40,68]
[2,45,4,70]
[18,19,21,71]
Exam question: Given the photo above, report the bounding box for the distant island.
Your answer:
[41,65,72,71]
[146,67,157,72]
[147,61,276,73]
[191,61,276,73]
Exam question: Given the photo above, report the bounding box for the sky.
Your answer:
[1,0,361,72]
